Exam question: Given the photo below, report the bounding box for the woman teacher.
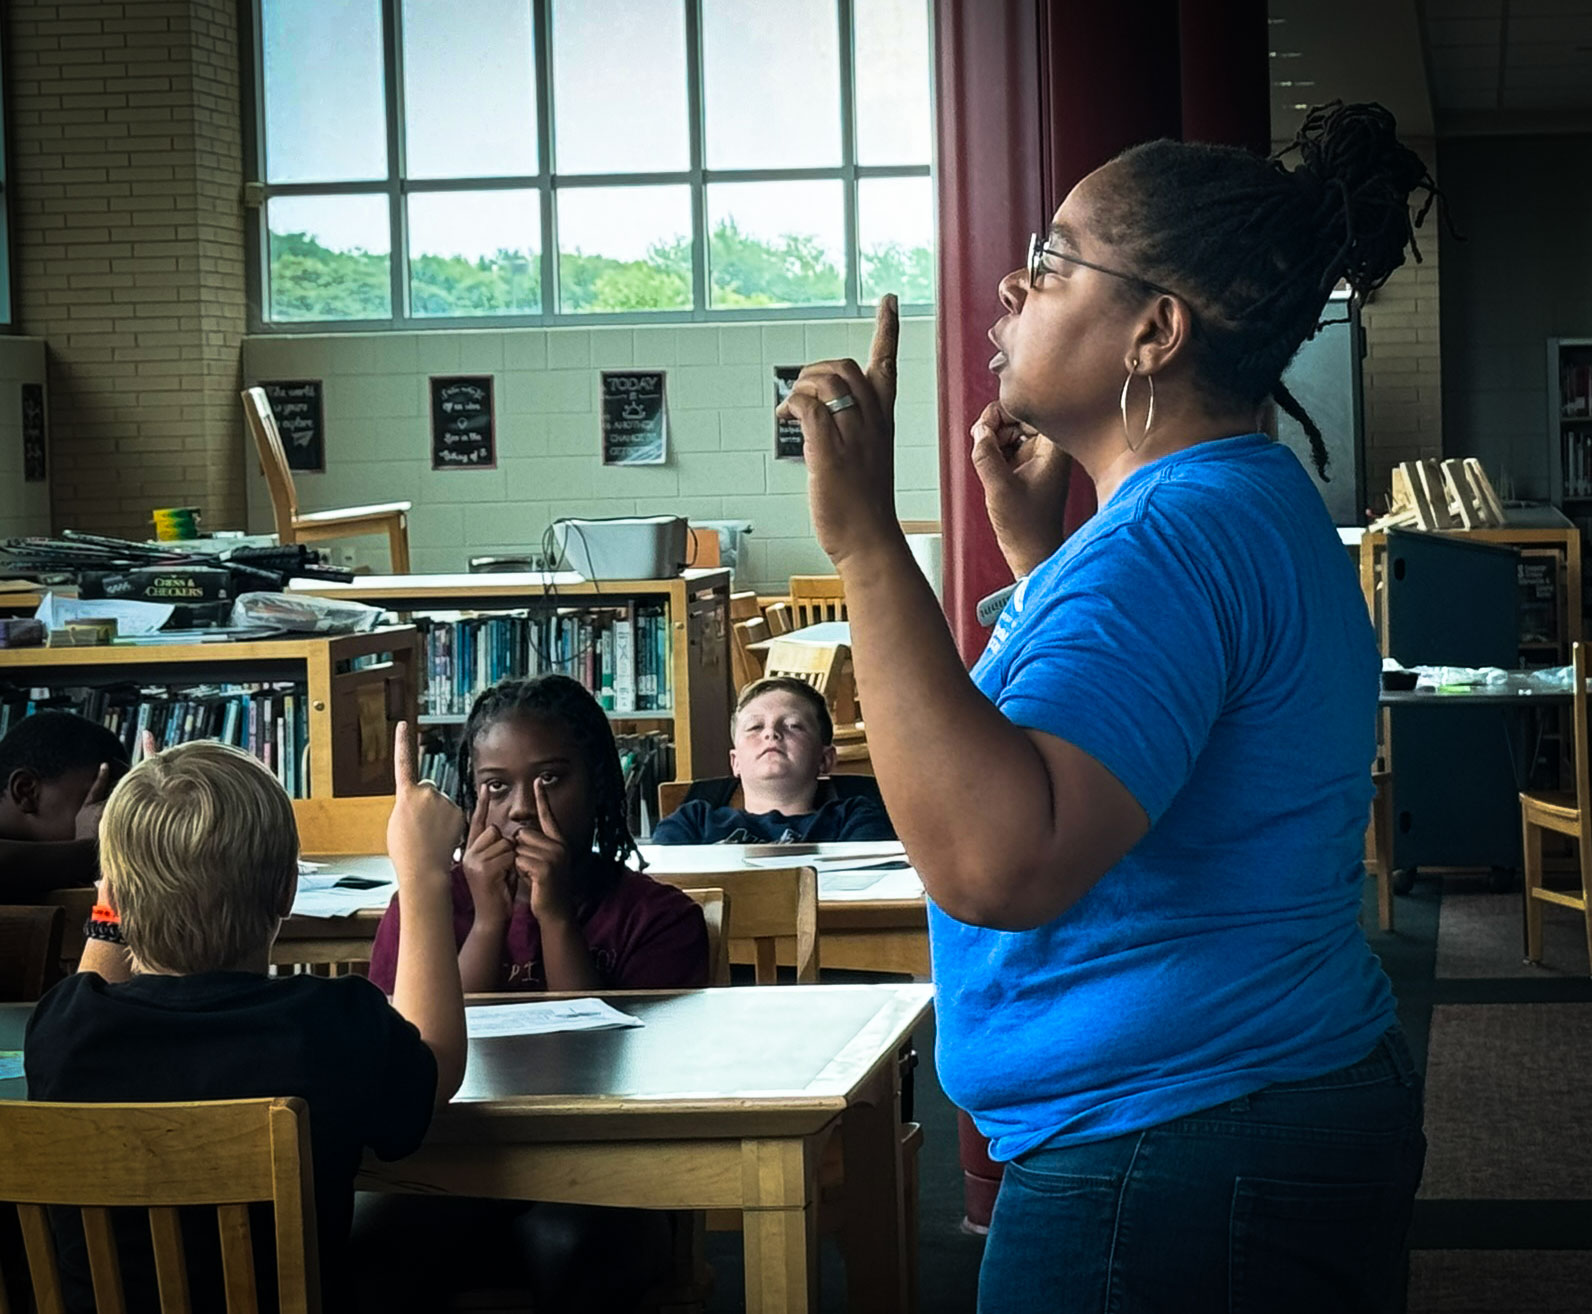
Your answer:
[779,102,1434,1313]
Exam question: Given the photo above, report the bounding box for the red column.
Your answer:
[934,0,1268,664]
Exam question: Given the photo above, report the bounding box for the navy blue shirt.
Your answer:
[652,794,896,845]
[936,433,1393,1160]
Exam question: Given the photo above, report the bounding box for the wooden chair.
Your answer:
[292,794,394,855]
[730,617,768,694]
[242,386,412,572]
[762,601,794,636]
[789,575,848,627]
[1366,771,1394,932]
[0,1097,319,1313]
[1521,642,1592,972]
[729,591,762,623]
[679,886,731,987]
[40,886,95,976]
[762,639,858,724]
[649,868,819,983]
[0,904,65,1002]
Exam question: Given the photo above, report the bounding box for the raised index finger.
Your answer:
[533,777,564,846]
[468,783,490,846]
[392,720,417,791]
[83,762,112,807]
[866,293,899,413]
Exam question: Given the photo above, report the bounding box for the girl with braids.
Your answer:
[368,673,707,994]
[355,676,701,1313]
[777,103,1435,1312]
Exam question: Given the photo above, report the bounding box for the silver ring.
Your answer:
[824,393,858,414]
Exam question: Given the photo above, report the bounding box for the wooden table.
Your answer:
[278,845,932,979]
[4,985,935,1314]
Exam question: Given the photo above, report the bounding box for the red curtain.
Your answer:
[934,0,1269,664]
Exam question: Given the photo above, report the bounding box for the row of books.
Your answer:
[0,682,310,798]
[1563,427,1592,498]
[419,605,673,716]
[1562,361,1592,418]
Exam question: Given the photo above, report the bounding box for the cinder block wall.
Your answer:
[7,0,247,539]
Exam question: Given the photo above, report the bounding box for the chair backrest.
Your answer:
[0,905,65,1002]
[649,868,818,983]
[241,386,299,537]
[729,591,762,623]
[761,601,794,636]
[731,617,769,693]
[679,886,731,986]
[687,527,721,568]
[0,1097,320,1314]
[291,795,394,856]
[789,575,848,627]
[40,887,96,976]
[762,640,857,723]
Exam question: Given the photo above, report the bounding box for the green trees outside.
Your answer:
[267,221,934,321]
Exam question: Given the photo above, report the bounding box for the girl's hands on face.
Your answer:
[776,295,903,568]
[969,400,1075,578]
[514,777,576,925]
[460,785,516,929]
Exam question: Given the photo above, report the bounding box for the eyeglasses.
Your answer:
[1027,232,1183,301]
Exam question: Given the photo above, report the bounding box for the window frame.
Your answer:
[243,0,935,332]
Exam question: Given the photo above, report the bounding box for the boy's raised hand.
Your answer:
[460,785,515,927]
[513,777,575,923]
[73,762,114,841]
[387,721,463,887]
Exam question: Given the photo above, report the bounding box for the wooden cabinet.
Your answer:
[289,569,733,785]
[0,628,419,798]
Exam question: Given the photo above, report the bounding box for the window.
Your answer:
[247,0,934,327]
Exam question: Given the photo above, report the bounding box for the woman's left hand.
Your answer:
[776,295,903,567]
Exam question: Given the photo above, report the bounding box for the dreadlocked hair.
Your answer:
[1092,101,1445,479]
[454,674,641,874]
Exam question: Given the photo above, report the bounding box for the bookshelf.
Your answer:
[1549,337,1592,512]
[0,627,420,799]
[288,569,734,787]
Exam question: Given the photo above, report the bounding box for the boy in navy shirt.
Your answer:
[652,677,895,844]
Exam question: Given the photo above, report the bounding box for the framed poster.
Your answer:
[773,365,804,460]
[430,375,496,470]
[21,383,46,482]
[260,379,324,472]
[601,370,668,466]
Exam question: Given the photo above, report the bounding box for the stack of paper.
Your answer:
[465,999,644,1039]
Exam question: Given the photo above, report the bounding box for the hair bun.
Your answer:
[1275,101,1442,297]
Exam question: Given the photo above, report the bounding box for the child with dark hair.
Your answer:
[357,675,701,1310]
[0,709,129,897]
[652,676,896,844]
[368,672,707,993]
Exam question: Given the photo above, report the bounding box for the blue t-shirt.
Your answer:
[935,433,1393,1162]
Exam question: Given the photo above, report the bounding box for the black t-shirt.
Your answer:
[25,970,438,1313]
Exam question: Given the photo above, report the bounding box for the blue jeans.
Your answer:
[978,1027,1426,1314]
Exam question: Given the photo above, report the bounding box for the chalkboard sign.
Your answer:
[600,371,668,466]
[773,366,804,461]
[261,379,324,472]
[21,383,45,482]
[430,375,496,470]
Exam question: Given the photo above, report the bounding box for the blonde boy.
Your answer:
[25,729,465,1313]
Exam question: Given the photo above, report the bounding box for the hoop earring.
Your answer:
[1120,363,1156,451]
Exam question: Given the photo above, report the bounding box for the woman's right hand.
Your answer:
[460,786,515,928]
[969,401,1075,578]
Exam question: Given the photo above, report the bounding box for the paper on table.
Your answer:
[290,885,394,918]
[817,868,925,902]
[466,999,644,1039]
[0,1051,23,1082]
[744,844,906,870]
[36,593,175,636]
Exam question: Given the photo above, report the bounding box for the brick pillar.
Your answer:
[8,0,247,539]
